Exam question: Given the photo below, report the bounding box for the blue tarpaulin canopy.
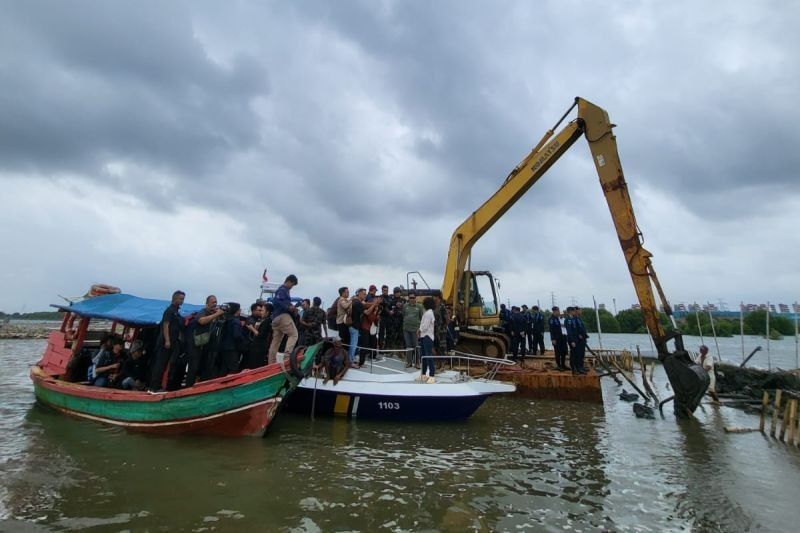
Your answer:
[52,293,205,326]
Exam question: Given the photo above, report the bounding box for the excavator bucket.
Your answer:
[660,350,710,417]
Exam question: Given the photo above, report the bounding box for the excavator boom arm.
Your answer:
[441,119,584,307]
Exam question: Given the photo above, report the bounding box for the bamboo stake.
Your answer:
[740,302,745,364]
[770,389,782,437]
[695,306,705,344]
[787,399,797,445]
[637,345,659,403]
[795,407,800,448]
[593,296,603,351]
[781,397,792,441]
[708,304,721,362]
[794,301,798,371]
[759,390,769,433]
[766,302,771,371]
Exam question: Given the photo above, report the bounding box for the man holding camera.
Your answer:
[268,274,299,364]
[186,295,226,385]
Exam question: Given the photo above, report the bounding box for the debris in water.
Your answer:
[619,389,639,402]
[633,403,655,419]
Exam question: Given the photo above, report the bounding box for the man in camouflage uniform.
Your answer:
[301,296,327,346]
[433,293,448,356]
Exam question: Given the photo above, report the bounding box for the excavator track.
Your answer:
[456,328,509,358]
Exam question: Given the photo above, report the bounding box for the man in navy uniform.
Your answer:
[509,306,527,360]
[549,306,569,371]
[499,303,511,337]
[521,305,533,354]
[567,307,588,374]
[530,305,545,355]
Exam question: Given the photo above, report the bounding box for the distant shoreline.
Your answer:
[0,321,58,339]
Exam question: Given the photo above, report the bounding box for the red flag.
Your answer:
[262,269,269,283]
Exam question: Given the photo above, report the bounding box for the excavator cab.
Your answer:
[454,270,509,357]
[460,270,500,326]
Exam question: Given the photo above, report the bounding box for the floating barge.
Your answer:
[465,353,604,404]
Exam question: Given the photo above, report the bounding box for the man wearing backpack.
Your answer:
[326,296,339,334]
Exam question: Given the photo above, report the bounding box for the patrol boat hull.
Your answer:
[285,357,516,421]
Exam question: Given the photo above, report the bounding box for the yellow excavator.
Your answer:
[441,97,709,416]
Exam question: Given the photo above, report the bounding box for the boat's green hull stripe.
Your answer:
[34,373,287,422]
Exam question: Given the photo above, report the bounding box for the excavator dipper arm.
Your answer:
[578,98,708,416]
[441,118,584,307]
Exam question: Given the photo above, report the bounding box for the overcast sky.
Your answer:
[1,0,798,313]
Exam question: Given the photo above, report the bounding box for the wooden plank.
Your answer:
[759,390,769,433]
[724,427,759,433]
[770,389,782,438]
[786,399,797,445]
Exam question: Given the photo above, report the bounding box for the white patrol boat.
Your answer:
[285,345,516,421]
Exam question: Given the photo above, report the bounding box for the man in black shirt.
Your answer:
[241,302,270,369]
[148,290,186,391]
[120,340,148,390]
[187,295,225,385]
[349,289,365,367]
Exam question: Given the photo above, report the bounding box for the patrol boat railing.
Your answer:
[341,345,516,381]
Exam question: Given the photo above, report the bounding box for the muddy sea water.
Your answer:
[1,339,799,532]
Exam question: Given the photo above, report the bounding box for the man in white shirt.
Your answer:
[418,296,437,382]
[696,345,719,402]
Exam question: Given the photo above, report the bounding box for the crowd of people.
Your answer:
[85,275,460,391]
[329,284,456,381]
[501,304,589,374]
[86,275,307,391]
[84,273,599,391]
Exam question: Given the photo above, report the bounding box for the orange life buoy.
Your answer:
[87,284,121,297]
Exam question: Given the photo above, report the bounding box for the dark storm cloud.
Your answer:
[283,0,800,221]
[0,1,267,188]
[1,0,798,310]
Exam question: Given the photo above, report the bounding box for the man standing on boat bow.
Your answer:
[268,275,299,364]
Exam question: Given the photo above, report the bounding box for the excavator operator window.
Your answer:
[472,273,497,317]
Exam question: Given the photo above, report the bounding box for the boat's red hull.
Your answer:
[31,331,313,437]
